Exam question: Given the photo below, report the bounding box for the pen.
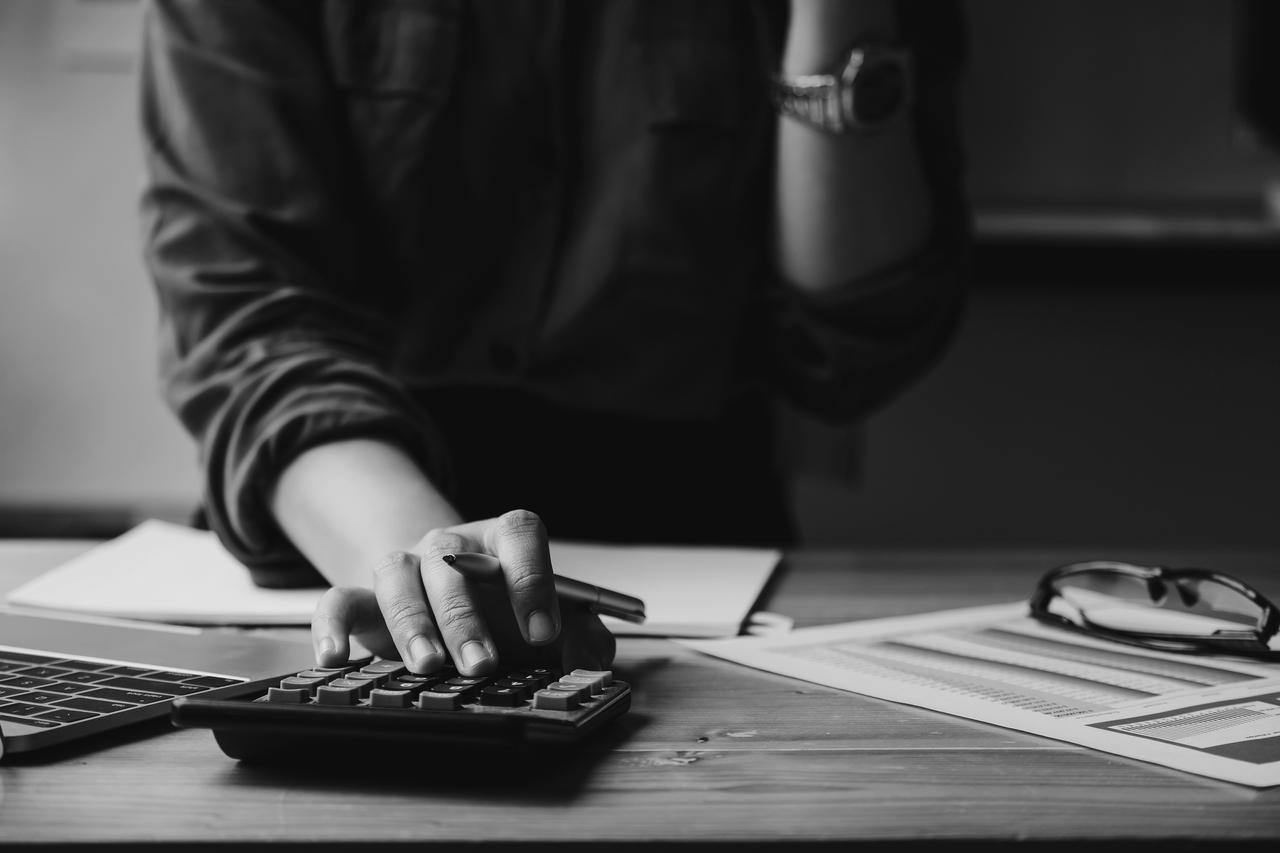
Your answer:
[441,552,647,624]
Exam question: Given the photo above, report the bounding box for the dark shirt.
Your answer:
[140,0,968,585]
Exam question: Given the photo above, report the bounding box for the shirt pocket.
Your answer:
[322,0,460,104]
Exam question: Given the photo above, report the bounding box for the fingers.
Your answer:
[558,607,617,672]
[311,585,396,667]
[416,529,499,676]
[485,510,560,647]
[370,550,448,674]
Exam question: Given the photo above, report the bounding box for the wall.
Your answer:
[2,0,1279,545]
[0,0,200,520]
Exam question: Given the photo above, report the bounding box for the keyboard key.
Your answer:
[368,688,412,709]
[60,671,116,684]
[139,670,198,682]
[102,666,153,678]
[0,686,25,698]
[181,676,241,689]
[50,659,114,672]
[10,691,67,705]
[532,687,581,711]
[0,702,55,717]
[40,681,99,695]
[99,676,206,695]
[266,687,309,704]
[383,678,433,694]
[0,676,55,690]
[0,661,23,671]
[0,713,58,728]
[35,708,98,724]
[14,666,73,680]
[0,651,61,664]
[84,687,171,705]
[54,697,135,714]
[315,683,360,706]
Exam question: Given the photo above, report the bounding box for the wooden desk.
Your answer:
[1,542,1278,850]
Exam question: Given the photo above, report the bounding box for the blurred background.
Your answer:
[2,0,1279,546]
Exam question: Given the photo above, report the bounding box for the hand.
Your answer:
[309,510,616,675]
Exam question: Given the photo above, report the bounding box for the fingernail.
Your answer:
[459,640,491,672]
[317,636,335,659]
[527,609,556,644]
[409,636,441,670]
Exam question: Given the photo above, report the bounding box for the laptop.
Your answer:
[0,608,309,758]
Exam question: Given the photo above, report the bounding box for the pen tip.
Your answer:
[441,554,457,565]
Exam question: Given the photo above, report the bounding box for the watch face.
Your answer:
[851,57,907,125]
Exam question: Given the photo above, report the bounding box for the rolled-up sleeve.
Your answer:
[766,0,969,423]
[140,0,450,582]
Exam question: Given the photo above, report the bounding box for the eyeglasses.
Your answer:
[1029,560,1280,660]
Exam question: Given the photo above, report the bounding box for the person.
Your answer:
[139,0,968,677]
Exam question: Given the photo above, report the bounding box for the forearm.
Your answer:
[775,0,934,293]
[270,439,463,588]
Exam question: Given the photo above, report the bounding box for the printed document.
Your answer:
[683,602,1280,787]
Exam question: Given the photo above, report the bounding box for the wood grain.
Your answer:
[1,543,1278,847]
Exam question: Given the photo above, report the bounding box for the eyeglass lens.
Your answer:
[1048,571,1264,637]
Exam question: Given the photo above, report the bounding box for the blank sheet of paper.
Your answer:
[5,520,779,637]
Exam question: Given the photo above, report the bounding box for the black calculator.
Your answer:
[170,658,630,761]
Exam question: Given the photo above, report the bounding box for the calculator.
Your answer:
[169,658,631,761]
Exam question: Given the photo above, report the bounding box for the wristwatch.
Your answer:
[773,42,913,134]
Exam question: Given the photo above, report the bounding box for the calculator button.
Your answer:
[266,687,310,704]
[343,671,388,689]
[417,690,465,711]
[280,676,327,695]
[326,677,374,698]
[532,687,581,711]
[369,689,413,709]
[315,684,360,706]
[479,686,526,707]
[569,669,613,691]
[296,669,341,682]
[383,678,431,694]
[546,680,592,702]
[360,660,408,677]
[444,676,491,689]
[492,678,534,699]
[518,668,556,689]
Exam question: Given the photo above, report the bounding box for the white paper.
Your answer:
[682,602,1280,788]
[5,520,779,637]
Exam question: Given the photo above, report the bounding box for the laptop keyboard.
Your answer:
[0,648,243,729]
